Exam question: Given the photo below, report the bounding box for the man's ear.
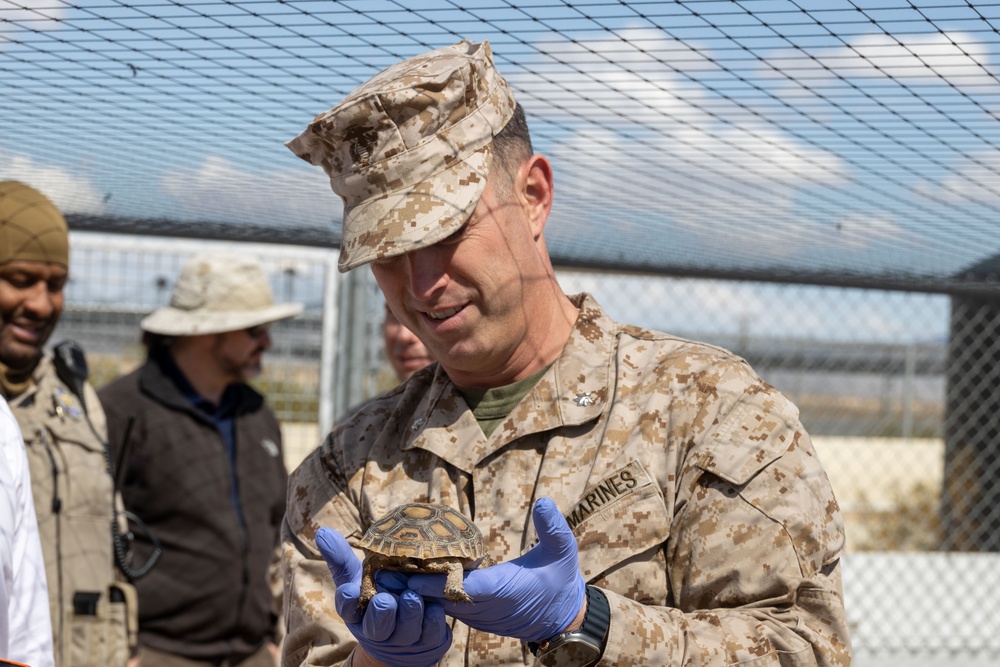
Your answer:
[519,154,554,239]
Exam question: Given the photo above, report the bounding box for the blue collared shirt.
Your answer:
[154,347,245,527]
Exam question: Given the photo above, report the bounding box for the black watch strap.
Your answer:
[528,586,611,658]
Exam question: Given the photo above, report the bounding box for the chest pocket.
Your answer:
[694,388,797,487]
[563,461,671,606]
[21,404,114,522]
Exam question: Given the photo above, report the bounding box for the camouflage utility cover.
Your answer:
[281,294,852,666]
[286,39,516,273]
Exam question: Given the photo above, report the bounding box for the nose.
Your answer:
[259,329,273,350]
[403,247,449,300]
[23,282,58,320]
[396,324,420,345]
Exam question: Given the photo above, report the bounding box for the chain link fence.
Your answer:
[60,233,336,464]
[61,232,998,665]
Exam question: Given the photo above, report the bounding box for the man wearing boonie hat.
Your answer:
[99,254,301,667]
[281,40,851,667]
[0,180,136,667]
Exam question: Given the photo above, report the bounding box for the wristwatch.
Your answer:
[527,586,611,666]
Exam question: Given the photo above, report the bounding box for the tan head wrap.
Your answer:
[0,181,69,267]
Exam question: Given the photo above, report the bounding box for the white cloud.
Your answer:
[832,215,904,249]
[841,32,990,82]
[762,31,994,88]
[665,124,847,186]
[160,154,338,224]
[0,149,106,214]
[0,0,66,46]
[914,148,1000,204]
[548,122,847,260]
[516,29,854,261]
[509,28,714,123]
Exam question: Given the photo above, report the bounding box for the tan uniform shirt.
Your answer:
[282,295,851,666]
[8,354,137,667]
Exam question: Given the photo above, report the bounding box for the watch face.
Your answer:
[536,638,602,667]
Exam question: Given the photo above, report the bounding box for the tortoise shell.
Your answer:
[360,502,486,561]
[356,503,492,608]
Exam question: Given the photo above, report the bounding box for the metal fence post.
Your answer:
[318,251,340,438]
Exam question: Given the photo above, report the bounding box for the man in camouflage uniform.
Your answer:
[281,40,851,667]
[0,181,137,666]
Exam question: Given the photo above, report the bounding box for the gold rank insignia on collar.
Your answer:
[53,386,84,420]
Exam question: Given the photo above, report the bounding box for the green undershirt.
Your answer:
[456,363,553,438]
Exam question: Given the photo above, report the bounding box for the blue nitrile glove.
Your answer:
[315,527,452,667]
[406,497,586,643]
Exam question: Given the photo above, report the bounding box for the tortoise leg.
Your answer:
[358,559,377,610]
[444,561,472,603]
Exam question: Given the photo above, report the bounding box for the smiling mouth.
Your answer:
[425,305,463,321]
[10,322,50,343]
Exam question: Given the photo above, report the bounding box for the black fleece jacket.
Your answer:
[99,352,288,662]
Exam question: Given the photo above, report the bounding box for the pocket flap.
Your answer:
[551,461,669,581]
[696,389,799,486]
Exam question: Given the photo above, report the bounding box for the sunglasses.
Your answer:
[245,323,271,339]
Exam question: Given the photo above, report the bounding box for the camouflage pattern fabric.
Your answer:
[281,294,851,667]
[286,40,517,273]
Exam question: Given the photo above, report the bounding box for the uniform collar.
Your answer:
[0,359,34,399]
[402,293,615,471]
[4,354,53,407]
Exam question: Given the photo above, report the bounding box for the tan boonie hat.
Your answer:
[0,181,69,267]
[286,39,517,272]
[140,254,304,336]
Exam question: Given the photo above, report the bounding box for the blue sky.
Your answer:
[0,0,994,338]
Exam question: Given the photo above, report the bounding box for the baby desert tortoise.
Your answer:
[358,503,494,609]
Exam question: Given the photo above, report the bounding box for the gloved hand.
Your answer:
[406,497,586,643]
[315,527,452,667]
